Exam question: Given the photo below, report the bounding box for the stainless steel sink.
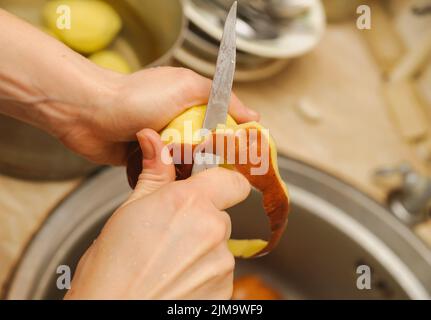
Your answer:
[5,158,431,299]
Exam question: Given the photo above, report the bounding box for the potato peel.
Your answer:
[127,106,289,258]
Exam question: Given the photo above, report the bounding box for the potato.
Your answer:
[89,50,131,74]
[127,106,290,258]
[43,0,122,54]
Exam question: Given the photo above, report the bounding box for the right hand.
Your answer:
[65,129,251,300]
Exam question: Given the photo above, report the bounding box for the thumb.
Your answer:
[125,129,175,205]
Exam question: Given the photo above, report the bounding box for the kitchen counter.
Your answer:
[235,23,429,202]
[0,176,80,293]
[1,22,430,296]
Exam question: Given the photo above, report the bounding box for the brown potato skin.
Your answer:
[126,126,289,257]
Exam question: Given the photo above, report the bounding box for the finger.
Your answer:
[219,210,232,241]
[125,129,175,204]
[229,93,260,123]
[176,269,234,300]
[156,243,234,299]
[187,167,251,210]
[176,68,260,123]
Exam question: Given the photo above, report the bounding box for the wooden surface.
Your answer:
[0,176,80,294]
[1,22,430,295]
[235,23,429,201]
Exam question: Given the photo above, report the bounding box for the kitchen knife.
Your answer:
[191,1,237,175]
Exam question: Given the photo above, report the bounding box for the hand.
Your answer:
[65,129,251,299]
[57,66,259,165]
[0,11,258,165]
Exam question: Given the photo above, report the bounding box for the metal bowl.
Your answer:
[0,0,185,180]
[4,157,431,299]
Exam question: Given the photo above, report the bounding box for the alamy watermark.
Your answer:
[356,264,372,290]
[56,265,71,290]
[160,122,271,176]
[55,5,71,30]
[55,263,374,291]
[356,5,371,30]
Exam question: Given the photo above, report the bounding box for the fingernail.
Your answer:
[137,131,155,160]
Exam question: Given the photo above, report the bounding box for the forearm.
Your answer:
[0,9,117,136]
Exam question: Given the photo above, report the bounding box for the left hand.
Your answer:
[56,66,259,165]
[0,11,258,165]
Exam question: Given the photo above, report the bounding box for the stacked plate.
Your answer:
[175,0,326,81]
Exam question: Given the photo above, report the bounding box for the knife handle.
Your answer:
[125,141,141,189]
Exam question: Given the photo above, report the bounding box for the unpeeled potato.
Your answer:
[39,26,59,39]
[43,0,122,54]
[89,50,131,74]
[127,106,290,258]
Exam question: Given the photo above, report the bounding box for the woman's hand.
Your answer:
[0,9,259,166]
[0,10,255,300]
[58,67,259,165]
[65,129,251,299]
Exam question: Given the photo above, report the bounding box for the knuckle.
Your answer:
[176,67,197,82]
[164,181,190,209]
[179,178,198,193]
[220,249,235,273]
[176,68,209,92]
[205,213,228,244]
[229,170,251,196]
[220,211,232,238]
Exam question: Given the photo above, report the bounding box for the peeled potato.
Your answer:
[43,0,122,54]
[127,106,290,258]
[89,50,131,74]
[228,239,268,259]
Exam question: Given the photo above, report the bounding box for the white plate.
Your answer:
[175,45,290,82]
[185,22,274,67]
[184,0,326,58]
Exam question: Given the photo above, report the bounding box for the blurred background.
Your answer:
[0,0,430,299]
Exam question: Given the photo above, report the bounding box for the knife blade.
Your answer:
[192,1,237,175]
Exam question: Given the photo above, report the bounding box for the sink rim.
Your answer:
[3,157,431,299]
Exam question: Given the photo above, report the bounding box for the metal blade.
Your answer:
[192,1,237,175]
[202,1,237,131]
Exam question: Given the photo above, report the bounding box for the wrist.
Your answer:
[37,62,122,139]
